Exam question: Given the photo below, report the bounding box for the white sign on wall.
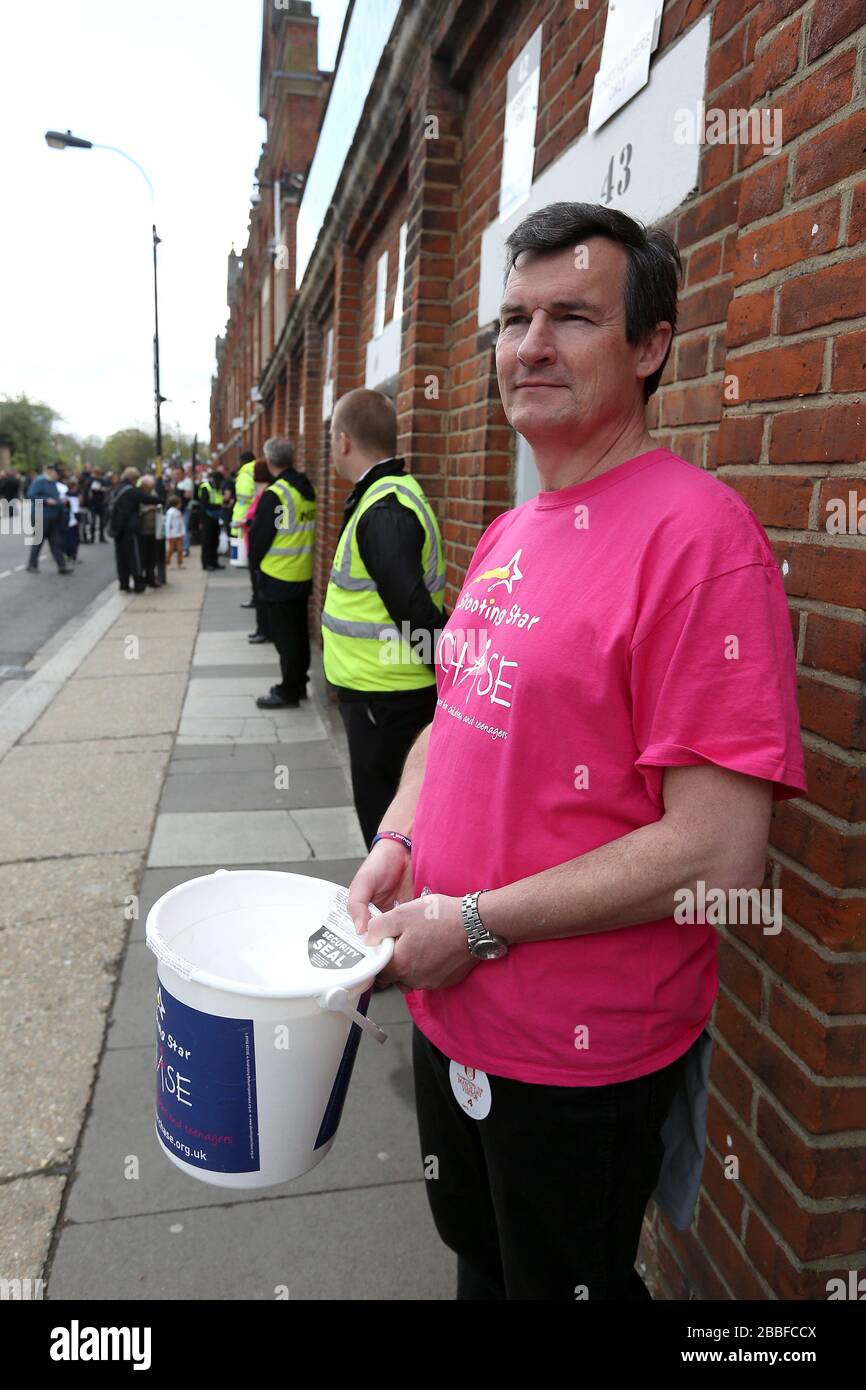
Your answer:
[374,250,388,338]
[322,325,334,421]
[589,0,664,134]
[393,221,408,323]
[499,24,542,223]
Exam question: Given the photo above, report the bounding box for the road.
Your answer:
[0,518,118,694]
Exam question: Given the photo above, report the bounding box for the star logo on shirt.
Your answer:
[471,548,524,594]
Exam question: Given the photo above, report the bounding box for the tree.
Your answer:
[0,394,59,472]
[103,428,154,472]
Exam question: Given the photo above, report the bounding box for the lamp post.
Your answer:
[45,129,166,475]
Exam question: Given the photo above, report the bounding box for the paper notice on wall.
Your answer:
[499,24,542,223]
[589,0,665,134]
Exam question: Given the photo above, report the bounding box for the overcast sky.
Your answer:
[0,0,349,450]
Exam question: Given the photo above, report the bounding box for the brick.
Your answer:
[832,329,866,391]
[711,1039,754,1122]
[661,1223,734,1299]
[737,155,787,225]
[727,908,866,1013]
[654,1234,692,1300]
[794,109,866,199]
[802,607,866,681]
[753,0,809,44]
[734,198,841,284]
[714,0,761,42]
[708,23,749,94]
[687,241,722,285]
[677,331,710,378]
[723,472,811,527]
[718,938,764,1016]
[751,15,802,98]
[770,403,866,463]
[744,1207,836,1299]
[797,671,866,751]
[803,746,866,821]
[678,184,741,248]
[699,141,736,194]
[780,863,866,950]
[694,1198,769,1298]
[772,47,856,148]
[807,0,865,61]
[769,986,866,1078]
[714,990,866,1132]
[848,178,866,245]
[728,339,824,400]
[715,412,764,464]
[757,1097,866,1198]
[678,277,733,331]
[661,380,723,427]
[772,798,866,887]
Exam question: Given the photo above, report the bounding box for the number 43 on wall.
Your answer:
[600,143,632,204]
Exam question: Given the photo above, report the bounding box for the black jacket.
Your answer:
[249,466,317,602]
[331,458,447,702]
[110,482,142,535]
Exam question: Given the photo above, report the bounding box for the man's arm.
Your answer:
[356,500,445,663]
[346,722,432,932]
[248,488,277,569]
[477,763,773,945]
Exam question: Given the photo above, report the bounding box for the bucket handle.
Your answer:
[317,986,388,1045]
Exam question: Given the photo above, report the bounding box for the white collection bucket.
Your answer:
[229,526,248,567]
[145,869,393,1190]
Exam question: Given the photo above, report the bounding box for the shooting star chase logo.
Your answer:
[471,548,524,594]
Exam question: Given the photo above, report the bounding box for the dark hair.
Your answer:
[253,459,271,483]
[240,450,256,464]
[168,494,182,508]
[332,388,397,459]
[502,202,682,400]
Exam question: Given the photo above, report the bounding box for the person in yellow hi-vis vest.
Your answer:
[231,449,257,610]
[249,437,316,708]
[322,389,446,849]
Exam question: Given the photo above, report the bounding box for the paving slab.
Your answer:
[147,810,313,867]
[167,740,341,770]
[290,805,367,860]
[0,745,167,862]
[105,612,200,640]
[0,909,129,1177]
[177,713,328,743]
[75,637,195,678]
[158,765,351,813]
[48,1178,453,1300]
[0,1176,66,1285]
[23,672,187,742]
[0,852,140,930]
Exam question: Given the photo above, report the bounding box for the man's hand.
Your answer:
[347,839,415,934]
[364,894,477,993]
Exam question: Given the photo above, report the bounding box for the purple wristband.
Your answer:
[371,831,412,853]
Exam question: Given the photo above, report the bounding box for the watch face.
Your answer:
[473,937,508,961]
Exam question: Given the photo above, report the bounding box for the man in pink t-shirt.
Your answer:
[347,203,806,1301]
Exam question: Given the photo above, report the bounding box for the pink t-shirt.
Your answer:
[406,448,807,1086]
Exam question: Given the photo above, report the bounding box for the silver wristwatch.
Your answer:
[461,892,509,960]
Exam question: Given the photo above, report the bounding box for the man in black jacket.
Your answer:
[248,437,316,708]
[323,389,446,848]
[110,467,146,593]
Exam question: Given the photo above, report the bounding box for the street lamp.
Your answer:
[44,129,166,474]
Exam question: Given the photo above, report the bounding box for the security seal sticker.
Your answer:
[155,981,260,1173]
[449,1060,492,1119]
[308,926,365,970]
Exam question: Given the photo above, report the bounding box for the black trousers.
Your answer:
[114,531,144,590]
[263,598,310,702]
[26,519,67,571]
[338,685,437,849]
[411,1023,690,1301]
[201,514,220,568]
[251,566,271,639]
[139,533,157,585]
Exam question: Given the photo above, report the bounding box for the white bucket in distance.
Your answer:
[229,525,248,567]
[145,869,393,1189]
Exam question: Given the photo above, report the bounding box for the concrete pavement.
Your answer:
[0,560,453,1300]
